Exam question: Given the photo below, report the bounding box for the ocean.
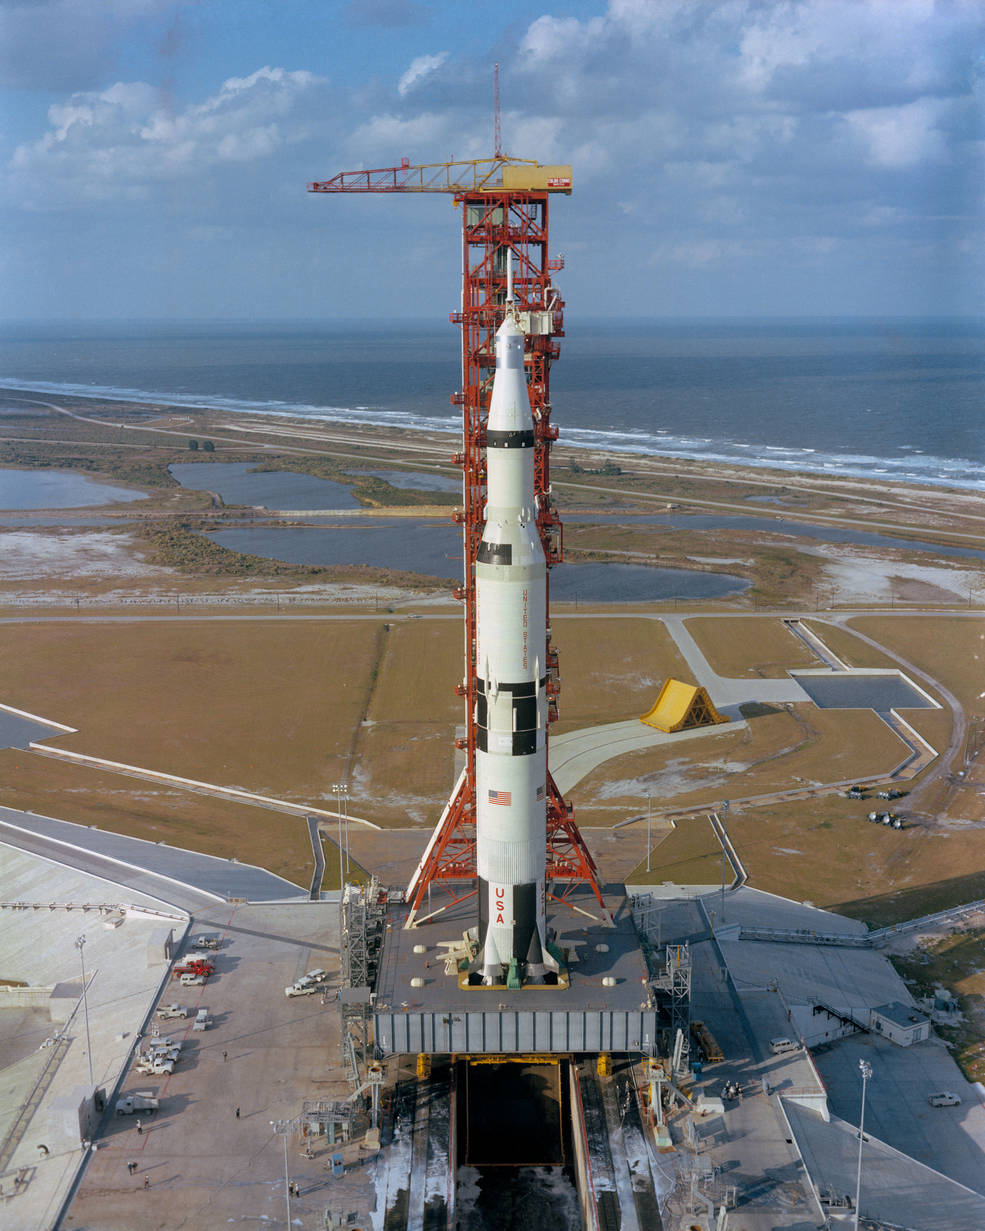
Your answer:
[1,317,982,491]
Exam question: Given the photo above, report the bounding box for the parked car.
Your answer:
[136,1056,174,1076]
[173,958,215,979]
[928,1092,961,1107]
[285,982,320,997]
[147,1036,182,1050]
[156,1004,188,1020]
[193,934,221,950]
[180,972,206,986]
[192,1008,213,1031]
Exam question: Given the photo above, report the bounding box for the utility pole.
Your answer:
[854,1059,872,1230]
[331,782,346,887]
[75,935,93,1088]
[646,790,652,874]
[720,800,730,920]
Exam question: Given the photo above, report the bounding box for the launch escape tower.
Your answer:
[309,146,611,951]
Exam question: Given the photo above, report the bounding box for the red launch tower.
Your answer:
[309,154,611,930]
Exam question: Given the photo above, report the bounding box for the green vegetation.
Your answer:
[889,931,985,1085]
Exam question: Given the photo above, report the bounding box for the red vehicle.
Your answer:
[172,957,215,979]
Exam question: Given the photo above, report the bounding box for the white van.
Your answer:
[769,1037,797,1054]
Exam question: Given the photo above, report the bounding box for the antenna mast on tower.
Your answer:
[493,62,502,158]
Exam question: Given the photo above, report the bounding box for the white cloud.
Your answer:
[397,52,449,98]
[846,99,949,169]
[9,66,324,200]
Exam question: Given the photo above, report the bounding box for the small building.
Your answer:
[870,1001,931,1046]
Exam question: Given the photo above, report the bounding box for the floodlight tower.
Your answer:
[309,101,610,933]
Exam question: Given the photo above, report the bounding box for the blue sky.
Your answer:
[2,0,983,320]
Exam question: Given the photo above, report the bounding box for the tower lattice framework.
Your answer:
[405,189,609,928]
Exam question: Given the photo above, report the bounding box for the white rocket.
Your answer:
[471,273,559,986]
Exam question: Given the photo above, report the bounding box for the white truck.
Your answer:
[192,1008,213,1031]
[116,1093,160,1116]
[193,934,221,950]
[156,1004,188,1020]
[136,1056,174,1076]
[285,981,320,997]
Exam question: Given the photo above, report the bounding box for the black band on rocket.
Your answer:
[486,429,535,448]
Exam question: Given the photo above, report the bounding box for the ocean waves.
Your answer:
[2,374,983,492]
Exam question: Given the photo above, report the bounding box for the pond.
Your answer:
[206,522,748,602]
[345,468,460,493]
[0,468,146,511]
[168,462,360,510]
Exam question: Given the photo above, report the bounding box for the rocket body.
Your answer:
[473,310,557,984]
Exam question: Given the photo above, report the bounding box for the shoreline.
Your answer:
[2,381,983,496]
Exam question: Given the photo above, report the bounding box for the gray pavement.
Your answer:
[0,707,72,751]
[812,1032,985,1196]
[0,806,306,904]
[0,846,190,1230]
[550,717,748,795]
[785,1100,985,1231]
[646,886,985,1230]
[0,838,376,1231]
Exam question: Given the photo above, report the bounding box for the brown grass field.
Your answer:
[570,705,908,826]
[0,620,380,800]
[685,616,818,678]
[802,619,902,671]
[623,815,724,887]
[846,615,985,711]
[0,748,312,885]
[0,609,981,922]
[729,793,985,923]
[551,617,692,730]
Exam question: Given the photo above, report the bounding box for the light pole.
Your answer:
[270,1120,291,1227]
[720,800,730,920]
[331,782,347,886]
[75,935,93,1088]
[342,784,350,874]
[854,1059,872,1230]
[646,791,652,874]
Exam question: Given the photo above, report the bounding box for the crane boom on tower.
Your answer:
[308,154,571,195]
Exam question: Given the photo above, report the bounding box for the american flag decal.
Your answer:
[536,785,545,800]
[488,789,512,806]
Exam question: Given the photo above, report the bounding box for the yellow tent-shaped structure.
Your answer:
[640,679,729,733]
